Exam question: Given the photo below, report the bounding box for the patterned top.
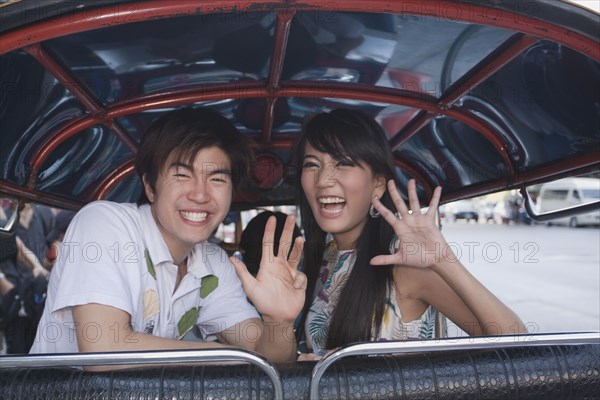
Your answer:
[305,242,438,355]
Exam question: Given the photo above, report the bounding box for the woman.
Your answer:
[295,108,526,357]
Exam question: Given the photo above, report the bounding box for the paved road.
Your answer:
[439,222,600,335]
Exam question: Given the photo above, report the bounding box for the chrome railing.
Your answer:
[309,332,600,399]
[0,348,283,399]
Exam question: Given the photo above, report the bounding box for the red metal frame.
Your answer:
[262,11,294,144]
[0,0,597,206]
[1,1,597,60]
[438,33,539,107]
[94,161,136,201]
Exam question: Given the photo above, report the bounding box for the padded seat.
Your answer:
[1,344,598,399]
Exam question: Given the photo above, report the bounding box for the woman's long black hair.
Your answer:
[294,108,398,349]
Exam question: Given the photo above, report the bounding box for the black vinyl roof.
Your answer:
[0,0,598,210]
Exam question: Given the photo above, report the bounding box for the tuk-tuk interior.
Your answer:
[0,1,598,398]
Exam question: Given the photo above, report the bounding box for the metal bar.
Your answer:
[107,81,512,173]
[268,11,295,91]
[0,348,284,400]
[520,187,600,222]
[439,34,538,107]
[309,332,600,399]
[111,81,517,177]
[262,98,276,145]
[262,11,294,144]
[105,120,139,154]
[389,110,433,151]
[94,161,136,201]
[1,1,597,61]
[0,180,83,210]
[24,44,105,116]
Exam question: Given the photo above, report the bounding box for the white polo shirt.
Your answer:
[30,201,258,354]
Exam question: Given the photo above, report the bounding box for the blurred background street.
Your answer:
[441,221,600,335]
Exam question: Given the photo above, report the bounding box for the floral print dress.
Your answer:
[305,242,439,356]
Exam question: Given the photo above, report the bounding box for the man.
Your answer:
[30,108,305,369]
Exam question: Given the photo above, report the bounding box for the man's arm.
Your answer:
[72,303,231,371]
[216,317,296,363]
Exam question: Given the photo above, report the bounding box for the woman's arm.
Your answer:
[371,179,526,336]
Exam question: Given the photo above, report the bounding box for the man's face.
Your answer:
[143,146,233,262]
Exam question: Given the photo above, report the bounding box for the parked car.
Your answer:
[537,177,600,227]
[1,1,598,399]
[445,200,479,222]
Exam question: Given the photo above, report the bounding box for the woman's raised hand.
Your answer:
[370,179,449,268]
[231,215,306,322]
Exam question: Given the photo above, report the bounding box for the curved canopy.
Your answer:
[0,0,598,210]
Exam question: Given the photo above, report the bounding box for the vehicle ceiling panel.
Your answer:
[0,0,598,210]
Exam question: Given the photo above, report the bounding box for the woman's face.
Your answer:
[300,143,385,250]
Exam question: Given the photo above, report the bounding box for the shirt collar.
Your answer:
[139,204,173,266]
[187,242,217,279]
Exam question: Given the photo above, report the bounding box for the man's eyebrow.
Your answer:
[168,162,193,170]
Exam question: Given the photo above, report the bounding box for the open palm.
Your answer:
[370,179,451,268]
[231,215,306,322]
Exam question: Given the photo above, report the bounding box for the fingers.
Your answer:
[427,186,442,215]
[371,196,399,227]
[278,215,297,259]
[407,179,421,214]
[292,270,307,290]
[230,255,255,293]
[288,236,305,271]
[370,254,398,266]
[260,216,276,263]
[387,179,408,216]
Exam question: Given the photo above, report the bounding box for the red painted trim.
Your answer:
[440,152,600,203]
[94,161,136,200]
[268,11,294,91]
[390,111,434,151]
[262,98,276,145]
[28,81,515,188]
[395,160,435,199]
[0,180,83,210]
[24,44,105,115]
[105,120,138,154]
[263,12,294,144]
[439,34,539,107]
[30,117,98,173]
[1,1,597,60]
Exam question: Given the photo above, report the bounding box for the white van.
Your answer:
[537,177,600,227]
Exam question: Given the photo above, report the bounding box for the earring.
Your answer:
[389,235,400,254]
[369,203,380,219]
